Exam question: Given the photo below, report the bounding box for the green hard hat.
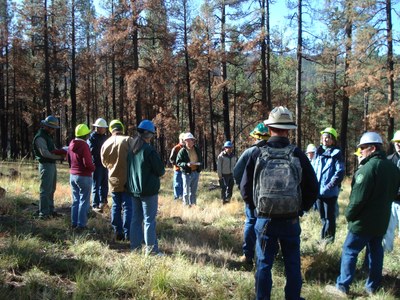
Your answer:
[250,123,269,139]
[320,127,338,139]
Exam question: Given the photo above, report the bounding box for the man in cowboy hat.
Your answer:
[240,106,318,300]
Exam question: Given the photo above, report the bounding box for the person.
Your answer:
[87,118,109,212]
[67,124,95,230]
[354,147,363,164]
[217,141,237,204]
[305,143,317,163]
[33,115,66,219]
[101,119,133,241]
[176,133,203,207]
[240,106,318,300]
[233,123,270,264]
[313,127,345,243]
[383,130,400,252]
[127,120,165,255]
[169,133,185,201]
[326,132,400,296]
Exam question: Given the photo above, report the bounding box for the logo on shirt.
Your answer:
[355,173,364,184]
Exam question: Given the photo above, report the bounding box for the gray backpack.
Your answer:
[253,145,302,217]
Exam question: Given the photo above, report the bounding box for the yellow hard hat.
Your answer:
[392,130,400,142]
[354,148,362,158]
[109,119,125,134]
[321,127,338,139]
[75,124,91,137]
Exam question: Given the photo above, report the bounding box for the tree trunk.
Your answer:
[386,0,394,152]
[70,0,77,135]
[295,0,302,149]
[340,1,352,174]
[208,57,217,171]
[221,2,230,141]
[131,0,141,125]
[43,0,51,115]
[183,0,194,134]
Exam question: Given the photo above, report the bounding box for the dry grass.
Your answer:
[0,162,399,299]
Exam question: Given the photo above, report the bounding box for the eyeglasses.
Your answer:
[360,145,370,150]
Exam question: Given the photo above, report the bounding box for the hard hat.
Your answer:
[250,123,270,139]
[357,131,383,147]
[264,106,297,129]
[320,127,338,139]
[183,132,196,140]
[223,141,233,148]
[75,124,91,137]
[109,119,125,134]
[138,120,156,133]
[41,115,60,129]
[354,148,362,157]
[179,132,186,143]
[392,130,400,142]
[306,144,316,153]
[92,118,108,128]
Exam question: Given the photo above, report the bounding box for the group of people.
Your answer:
[33,116,165,255]
[33,109,400,298]
[231,106,400,299]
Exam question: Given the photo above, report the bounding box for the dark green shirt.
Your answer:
[33,129,57,163]
[346,150,400,236]
[127,138,165,197]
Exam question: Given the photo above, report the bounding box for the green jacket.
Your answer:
[33,129,56,163]
[127,136,165,197]
[176,145,203,173]
[345,150,400,236]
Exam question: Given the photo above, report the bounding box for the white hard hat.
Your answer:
[92,118,108,128]
[392,130,400,142]
[357,132,383,147]
[264,106,297,130]
[306,144,316,153]
[179,132,186,142]
[183,132,196,140]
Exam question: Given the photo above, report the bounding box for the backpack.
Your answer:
[253,145,302,217]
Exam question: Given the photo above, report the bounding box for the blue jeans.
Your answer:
[336,231,384,294]
[243,204,257,260]
[317,197,337,242]
[38,162,57,217]
[255,217,302,300]
[182,172,199,205]
[111,192,133,238]
[130,194,159,254]
[70,174,92,228]
[220,174,234,201]
[91,165,109,207]
[173,170,183,199]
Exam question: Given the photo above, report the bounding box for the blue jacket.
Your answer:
[240,136,318,212]
[88,131,108,167]
[313,146,345,198]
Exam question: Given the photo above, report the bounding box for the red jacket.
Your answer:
[68,139,95,176]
